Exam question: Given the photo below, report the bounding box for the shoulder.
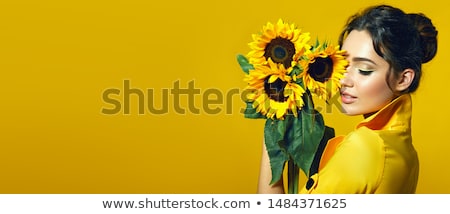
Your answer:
[324,127,386,184]
[302,127,386,193]
[338,127,385,160]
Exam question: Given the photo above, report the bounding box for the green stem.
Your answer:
[287,159,299,194]
[305,89,314,110]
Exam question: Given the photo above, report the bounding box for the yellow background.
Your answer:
[0,0,448,193]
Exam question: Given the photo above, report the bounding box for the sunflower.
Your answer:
[300,43,348,101]
[245,59,305,119]
[247,19,311,69]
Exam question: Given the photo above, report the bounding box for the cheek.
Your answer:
[360,78,388,96]
[359,76,394,107]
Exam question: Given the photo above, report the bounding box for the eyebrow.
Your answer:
[351,57,377,65]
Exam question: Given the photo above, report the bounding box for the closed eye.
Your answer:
[358,69,373,76]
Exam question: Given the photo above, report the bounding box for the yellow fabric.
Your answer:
[300,94,419,193]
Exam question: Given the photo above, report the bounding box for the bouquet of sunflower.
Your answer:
[237,19,348,193]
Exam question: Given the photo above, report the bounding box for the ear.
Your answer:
[395,68,415,92]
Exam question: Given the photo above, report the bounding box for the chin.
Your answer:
[340,106,361,116]
[343,111,360,116]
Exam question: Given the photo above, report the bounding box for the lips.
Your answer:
[340,91,357,104]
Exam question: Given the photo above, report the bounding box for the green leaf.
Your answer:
[236,54,254,74]
[261,91,337,189]
[243,101,265,119]
[290,65,302,77]
[286,109,325,177]
[264,119,289,184]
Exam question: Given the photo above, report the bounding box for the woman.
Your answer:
[258,4,438,193]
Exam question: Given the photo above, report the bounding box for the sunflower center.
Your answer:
[264,37,295,68]
[309,56,333,83]
[264,76,288,102]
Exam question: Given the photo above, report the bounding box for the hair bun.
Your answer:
[407,13,438,63]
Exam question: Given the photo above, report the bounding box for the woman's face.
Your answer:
[340,30,396,117]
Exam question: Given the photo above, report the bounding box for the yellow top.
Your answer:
[300,94,419,193]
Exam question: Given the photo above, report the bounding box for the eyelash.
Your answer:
[358,69,373,76]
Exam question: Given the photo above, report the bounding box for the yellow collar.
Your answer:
[356,94,412,131]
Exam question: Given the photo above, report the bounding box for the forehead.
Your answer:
[341,30,385,63]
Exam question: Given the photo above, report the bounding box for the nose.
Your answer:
[339,70,353,88]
